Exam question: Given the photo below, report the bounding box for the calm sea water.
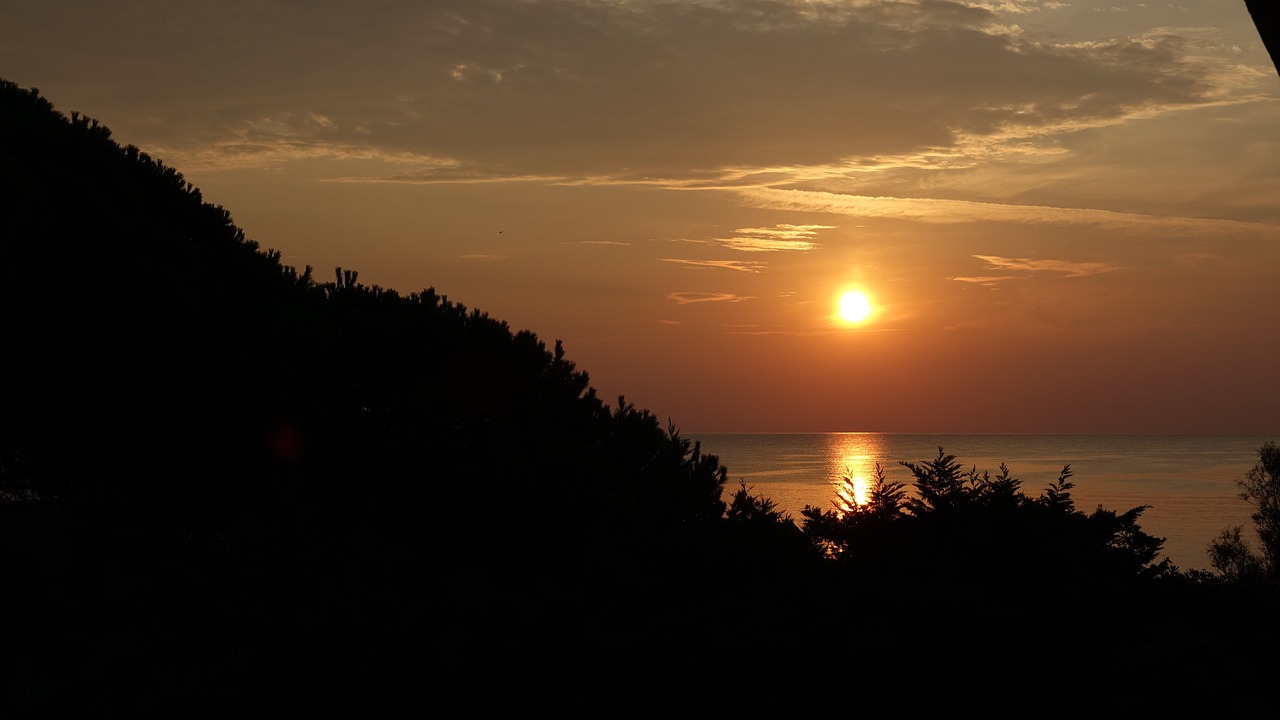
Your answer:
[691,433,1277,572]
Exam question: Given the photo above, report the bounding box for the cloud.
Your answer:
[713,224,832,252]
[667,291,753,304]
[324,170,567,185]
[662,259,766,273]
[736,187,1277,235]
[5,0,1250,182]
[949,253,1120,286]
[159,125,462,173]
[969,1,1068,12]
[973,254,1121,277]
[949,275,1018,286]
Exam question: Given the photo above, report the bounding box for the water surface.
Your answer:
[692,433,1275,571]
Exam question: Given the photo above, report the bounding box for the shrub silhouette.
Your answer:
[802,447,1169,589]
[1208,441,1280,585]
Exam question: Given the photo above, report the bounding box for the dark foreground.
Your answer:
[3,78,1279,715]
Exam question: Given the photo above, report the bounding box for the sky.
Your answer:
[3,0,1279,433]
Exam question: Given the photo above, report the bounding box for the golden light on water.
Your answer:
[835,472,871,510]
[827,432,887,514]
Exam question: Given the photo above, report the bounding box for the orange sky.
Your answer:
[4,1,1279,432]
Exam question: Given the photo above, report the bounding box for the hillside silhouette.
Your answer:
[0,78,747,712]
[2,78,1278,714]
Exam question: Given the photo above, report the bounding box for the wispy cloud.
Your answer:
[667,292,753,305]
[662,258,766,273]
[950,275,1018,287]
[974,254,1120,277]
[737,188,1276,235]
[170,138,462,174]
[950,254,1120,286]
[713,224,832,253]
[325,170,567,185]
[968,1,1068,13]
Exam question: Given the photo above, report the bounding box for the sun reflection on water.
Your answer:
[826,432,888,515]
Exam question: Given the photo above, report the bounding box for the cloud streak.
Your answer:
[662,259,766,273]
[736,187,1278,235]
[713,224,832,253]
[949,275,1018,287]
[949,253,1120,286]
[667,291,754,305]
[973,254,1120,277]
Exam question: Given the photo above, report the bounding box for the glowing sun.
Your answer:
[838,291,873,324]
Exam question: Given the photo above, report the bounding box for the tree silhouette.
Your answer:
[0,78,739,713]
[802,448,1169,587]
[1208,441,1280,584]
[1240,441,1280,573]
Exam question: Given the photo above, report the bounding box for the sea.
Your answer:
[689,433,1277,572]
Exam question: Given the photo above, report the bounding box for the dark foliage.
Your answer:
[1207,441,1280,586]
[0,78,729,539]
[5,78,1280,714]
[801,449,1172,598]
[0,79,738,713]
[1240,441,1280,573]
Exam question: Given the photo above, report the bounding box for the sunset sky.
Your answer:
[4,1,1278,433]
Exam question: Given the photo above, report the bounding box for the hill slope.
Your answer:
[6,78,1280,716]
[1,78,750,712]
[0,77,728,534]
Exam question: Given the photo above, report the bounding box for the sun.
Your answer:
[837,291,873,324]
